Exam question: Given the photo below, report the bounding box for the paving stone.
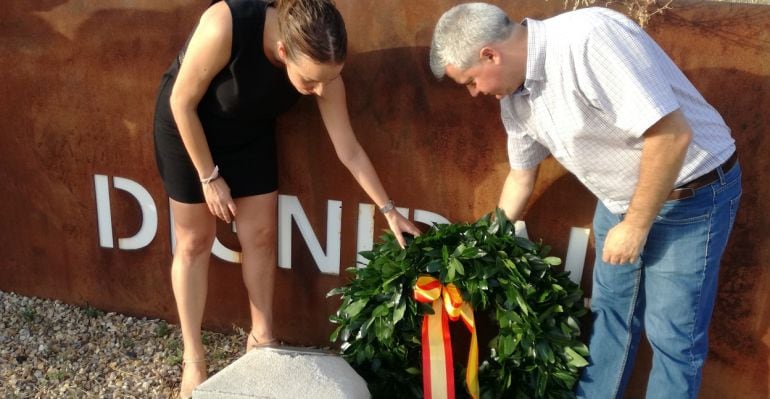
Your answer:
[194,346,370,399]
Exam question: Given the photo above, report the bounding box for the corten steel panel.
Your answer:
[0,0,768,397]
[638,4,770,399]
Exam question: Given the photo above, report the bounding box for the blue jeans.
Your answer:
[576,163,742,399]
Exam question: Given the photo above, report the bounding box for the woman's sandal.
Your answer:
[246,332,279,352]
[179,358,207,399]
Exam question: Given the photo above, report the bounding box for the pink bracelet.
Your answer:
[200,165,219,185]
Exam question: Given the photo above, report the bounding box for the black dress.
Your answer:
[153,0,300,203]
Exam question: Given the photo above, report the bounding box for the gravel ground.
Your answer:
[0,290,246,398]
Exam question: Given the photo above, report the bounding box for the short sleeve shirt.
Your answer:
[502,7,735,214]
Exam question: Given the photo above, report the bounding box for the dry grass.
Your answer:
[562,0,770,26]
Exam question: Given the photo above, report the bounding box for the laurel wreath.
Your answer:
[328,210,589,398]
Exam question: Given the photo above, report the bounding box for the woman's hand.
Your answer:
[202,178,237,223]
[383,210,422,248]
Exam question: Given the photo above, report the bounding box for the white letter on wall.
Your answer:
[278,195,342,275]
[356,203,376,266]
[113,177,157,250]
[564,227,590,285]
[211,222,241,263]
[413,209,450,226]
[94,175,114,248]
[94,175,157,250]
[514,220,529,239]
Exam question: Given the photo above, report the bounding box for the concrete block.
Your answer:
[193,346,370,399]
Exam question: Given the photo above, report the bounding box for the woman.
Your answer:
[152,0,421,396]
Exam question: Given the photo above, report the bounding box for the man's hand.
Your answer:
[604,109,692,264]
[602,220,649,264]
[498,166,538,222]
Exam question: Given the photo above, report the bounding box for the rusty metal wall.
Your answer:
[1,1,768,397]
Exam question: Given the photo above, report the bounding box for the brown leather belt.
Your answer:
[667,152,738,201]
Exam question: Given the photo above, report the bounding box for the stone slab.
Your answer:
[193,346,370,399]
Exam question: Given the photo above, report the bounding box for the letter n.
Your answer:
[277,195,341,275]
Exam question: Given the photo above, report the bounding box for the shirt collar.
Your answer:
[512,17,546,97]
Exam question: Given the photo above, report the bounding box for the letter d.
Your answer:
[94,174,158,250]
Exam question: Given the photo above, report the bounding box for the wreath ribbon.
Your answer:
[413,275,479,399]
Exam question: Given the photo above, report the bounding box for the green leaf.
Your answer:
[512,289,529,316]
[535,341,555,364]
[543,256,562,266]
[452,243,467,257]
[357,317,375,340]
[566,316,581,333]
[392,298,406,325]
[572,342,589,356]
[449,258,465,276]
[500,334,515,357]
[372,304,389,318]
[536,371,547,397]
[344,299,368,319]
[551,283,565,292]
[426,259,442,273]
[330,324,343,342]
[565,347,589,368]
[462,246,480,259]
[340,326,351,342]
[553,371,577,388]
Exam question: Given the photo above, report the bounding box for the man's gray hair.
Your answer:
[429,3,513,78]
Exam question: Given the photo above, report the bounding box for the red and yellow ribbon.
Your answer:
[413,275,479,399]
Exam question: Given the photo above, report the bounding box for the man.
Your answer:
[429,3,741,398]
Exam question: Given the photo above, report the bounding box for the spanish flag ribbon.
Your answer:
[413,275,479,399]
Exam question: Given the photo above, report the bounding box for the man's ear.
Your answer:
[479,46,499,64]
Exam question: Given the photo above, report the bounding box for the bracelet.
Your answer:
[379,199,395,214]
[200,165,219,185]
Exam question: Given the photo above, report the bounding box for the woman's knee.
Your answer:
[237,224,277,251]
[175,230,216,259]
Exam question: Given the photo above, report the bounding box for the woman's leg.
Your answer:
[233,191,279,347]
[169,199,216,397]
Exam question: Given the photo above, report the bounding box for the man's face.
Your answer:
[445,55,510,100]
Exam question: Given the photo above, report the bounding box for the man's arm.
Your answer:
[498,166,539,221]
[602,109,693,264]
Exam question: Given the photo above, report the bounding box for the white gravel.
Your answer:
[0,290,246,398]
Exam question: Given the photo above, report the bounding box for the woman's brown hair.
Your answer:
[275,0,347,64]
